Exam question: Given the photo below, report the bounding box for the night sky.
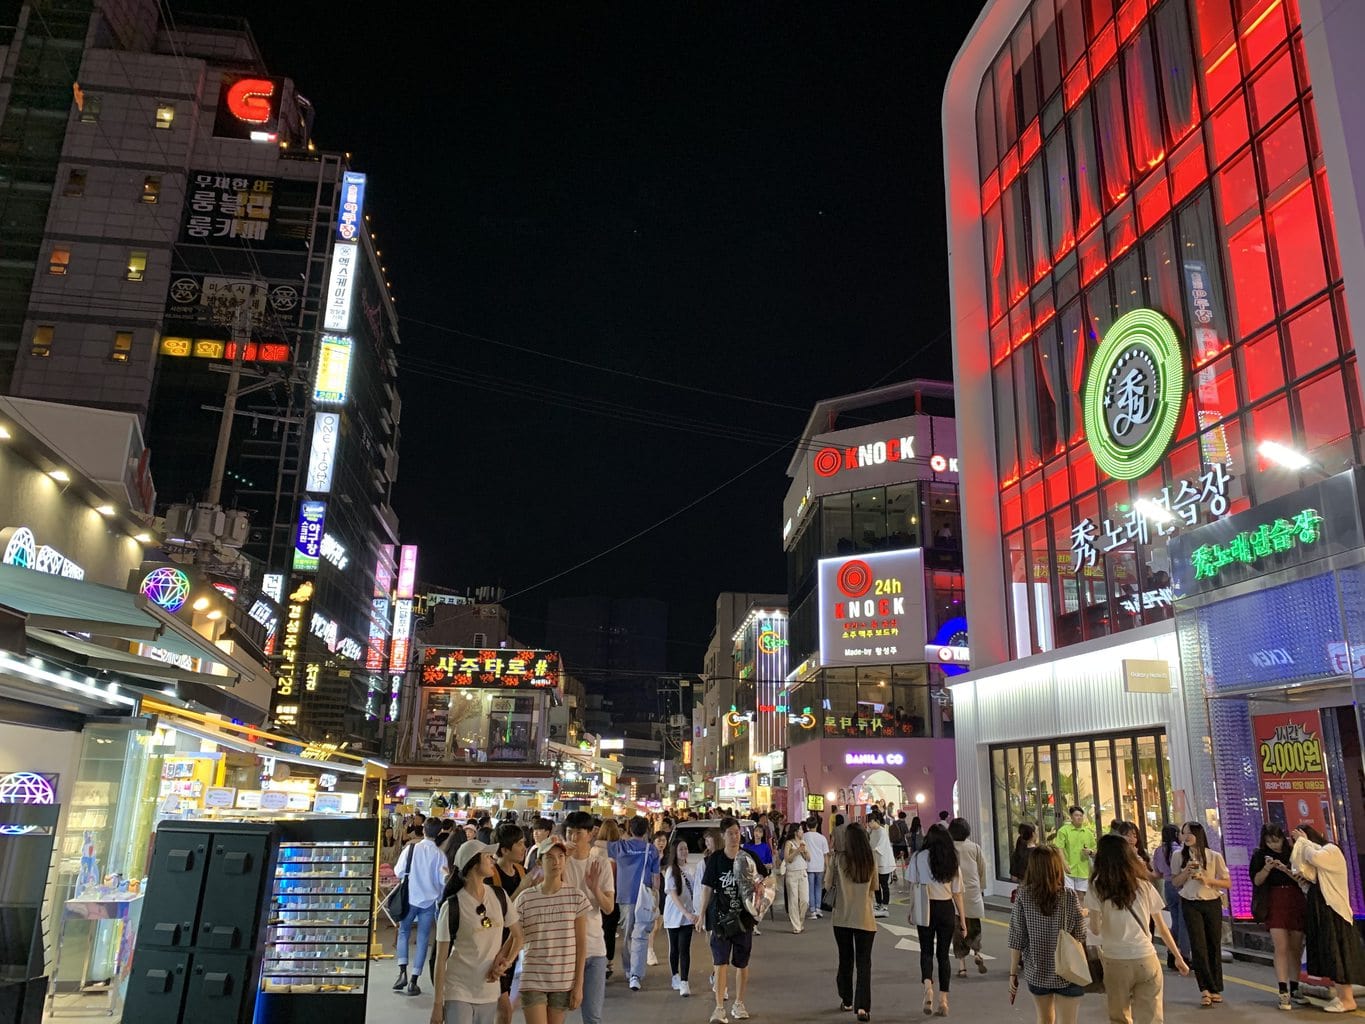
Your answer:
[204,3,988,668]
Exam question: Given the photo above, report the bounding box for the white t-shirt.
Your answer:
[804,831,829,873]
[910,850,963,901]
[562,847,613,959]
[691,857,708,913]
[1177,849,1230,901]
[436,887,519,1004]
[1084,881,1165,960]
[662,866,697,928]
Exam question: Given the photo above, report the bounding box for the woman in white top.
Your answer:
[867,812,896,914]
[431,841,523,1024]
[947,817,989,977]
[1290,824,1365,1013]
[780,823,810,933]
[909,824,966,1017]
[1170,821,1230,1006]
[1085,835,1189,1024]
[661,835,698,997]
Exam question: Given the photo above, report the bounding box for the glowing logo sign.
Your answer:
[312,334,353,405]
[1189,509,1324,583]
[323,244,358,332]
[1082,308,1187,481]
[225,77,276,124]
[844,752,905,766]
[305,412,340,493]
[139,567,191,613]
[293,500,327,572]
[396,545,418,599]
[0,771,56,836]
[213,74,283,142]
[336,172,366,241]
[929,616,969,677]
[261,573,284,603]
[758,629,788,655]
[1,526,85,579]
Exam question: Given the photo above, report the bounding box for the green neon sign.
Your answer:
[1189,508,1324,581]
[1082,308,1187,481]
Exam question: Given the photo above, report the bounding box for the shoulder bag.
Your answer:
[907,854,931,928]
[1055,891,1091,986]
[634,846,659,926]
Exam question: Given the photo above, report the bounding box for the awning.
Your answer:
[0,562,161,640]
[28,629,237,689]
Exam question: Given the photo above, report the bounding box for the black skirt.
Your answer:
[1304,883,1365,985]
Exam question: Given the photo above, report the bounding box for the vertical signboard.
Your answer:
[312,334,353,404]
[367,597,390,671]
[304,412,340,493]
[375,545,395,597]
[389,598,414,674]
[397,545,418,599]
[274,580,313,728]
[293,500,327,572]
[323,245,358,331]
[336,171,366,241]
[1253,711,1332,837]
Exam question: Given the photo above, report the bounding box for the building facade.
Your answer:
[945,0,1365,906]
[0,2,405,750]
[781,382,962,823]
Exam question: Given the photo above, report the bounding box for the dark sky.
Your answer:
[207,3,987,669]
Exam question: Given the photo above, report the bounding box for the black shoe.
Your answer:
[407,978,422,997]
[392,968,408,992]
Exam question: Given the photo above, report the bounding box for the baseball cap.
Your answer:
[537,835,569,856]
[453,840,498,874]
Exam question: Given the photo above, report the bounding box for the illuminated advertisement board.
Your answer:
[817,549,927,666]
[305,412,340,493]
[312,334,353,404]
[389,598,414,674]
[180,172,312,248]
[292,500,327,572]
[323,243,358,331]
[213,74,284,141]
[337,172,366,241]
[420,648,561,689]
[274,580,313,728]
[367,596,390,671]
[375,545,395,597]
[397,544,418,599]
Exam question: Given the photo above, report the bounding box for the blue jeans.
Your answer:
[808,871,824,912]
[1164,880,1190,958]
[397,901,436,968]
[579,955,606,1024]
[628,904,655,982]
[619,903,638,977]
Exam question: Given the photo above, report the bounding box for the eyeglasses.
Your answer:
[476,904,493,929]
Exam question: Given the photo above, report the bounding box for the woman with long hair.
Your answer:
[1251,824,1306,1009]
[661,835,697,997]
[780,823,810,933]
[594,818,622,979]
[1151,823,1190,971]
[1008,847,1087,1024]
[831,822,879,1021]
[1008,823,1037,884]
[867,811,896,915]
[908,815,924,854]
[1116,821,1159,883]
[909,823,966,1017]
[1086,834,1189,1023]
[1171,821,1230,1006]
[1290,823,1365,1013]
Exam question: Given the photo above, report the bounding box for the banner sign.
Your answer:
[1253,711,1332,837]
[817,548,926,666]
[420,648,561,689]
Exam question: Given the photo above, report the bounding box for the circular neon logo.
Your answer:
[813,447,842,478]
[836,559,874,598]
[1082,309,1187,481]
[0,771,55,836]
[932,616,969,677]
[140,567,192,613]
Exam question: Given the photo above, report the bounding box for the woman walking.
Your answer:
[780,824,810,933]
[648,830,668,967]
[594,818,622,979]
[661,835,698,997]
[1007,846,1088,1024]
[1250,824,1306,1010]
[1085,834,1189,1024]
[1009,823,1037,884]
[909,824,966,1017]
[948,818,988,976]
[1151,824,1190,971]
[1290,824,1365,1013]
[868,811,896,916]
[1172,821,1230,1006]
[908,816,924,856]
[831,823,879,1021]
[430,841,523,1024]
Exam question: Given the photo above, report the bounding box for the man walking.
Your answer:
[562,810,614,1024]
[392,817,448,996]
[608,815,660,990]
[697,816,769,1024]
[1055,805,1097,891]
[803,819,829,920]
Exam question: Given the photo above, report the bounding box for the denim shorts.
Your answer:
[1028,982,1086,998]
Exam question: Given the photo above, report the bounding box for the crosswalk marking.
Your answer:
[879,922,997,960]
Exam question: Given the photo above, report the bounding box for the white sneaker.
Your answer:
[731,1000,751,1020]
[629,976,641,991]
[710,973,716,992]
[709,1007,729,1024]
[873,906,889,918]
[753,927,762,935]
[671,974,680,991]
[647,950,659,967]
[679,981,692,997]
[1323,998,1350,1014]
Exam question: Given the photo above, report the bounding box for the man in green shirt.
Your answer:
[1054,806,1097,891]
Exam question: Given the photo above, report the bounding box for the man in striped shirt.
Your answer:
[515,837,589,1023]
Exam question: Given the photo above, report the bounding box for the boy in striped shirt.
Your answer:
[514,836,589,1024]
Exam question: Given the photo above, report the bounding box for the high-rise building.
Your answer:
[945,0,1365,916]
[0,2,403,749]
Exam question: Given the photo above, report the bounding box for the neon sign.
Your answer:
[0,771,56,836]
[274,581,313,725]
[225,77,276,124]
[844,752,905,766]
[312,334,353,404]
[323,246,358,332]
[420,647,561,689]
[336,172,366,241]
[293,500,327,572]
[813,434,916,478]
[139,567,191,613]
[1189,509,1324,582]
[1082,308,1187,481]
[928,616,970,677]
[305,412,340,493]
[2,526,85,580]
[213,74,283,142]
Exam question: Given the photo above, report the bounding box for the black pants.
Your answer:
[918,899,955,991]
[1183,897,1224,994]
[603,906,620,964]
[835,926,876,1012]
[877,873,891,906]
[667,925,694,981]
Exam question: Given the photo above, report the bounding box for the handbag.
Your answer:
[383,876,410,920]
[633,847,659,927]
[821,860,839,913]
[1056,928,1091,985]
[1251,884,1270,924]
[906,854,931,928]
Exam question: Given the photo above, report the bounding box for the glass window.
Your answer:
[1093,739,1118,827]
[1190,0,1238,106]
[126,250,147,282]
[1004,180,1030,306]
[851,488,886,551]
[1225,214,1276,336]
[1058,0,1087,71]
[927,485,962,553]
[993,748,1012,877]
[155,103,175,129]
[1142,220,1184,325]
[886,483,920,547]
[31,324,53,357]
[1035,0,1063,100]
[1045,127,1076,260]
[79,95,101,123]
[110,330,133,363]
[1266,180,1326,313]
[48,247,70,275]
[985,201,1007,323]
[1059,300,1086,445]
[822,493,852,556]
[142,175,161,204]
[995,360,1019,484]
[1177,189,1234,354]
[1094,66,1132,206]
[1124,27,1164,174]
[1015,338,1044,474]
[1072,96,1104,233]
[1038,321,1068,455]
[1249,395,1295,501]
[1026,161,1051,276]
[977,76,999,181]
[63,168,86,198]
[1028,519,1055,652]
[994,48,1018,157]
[1297,369,1352,465]
[1014,18,1040,129]
[1154,0,1199,144]
[1006,530,1029,658]
[1284,296,1338,379]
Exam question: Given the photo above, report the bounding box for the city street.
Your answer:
[364,902,1319,1024]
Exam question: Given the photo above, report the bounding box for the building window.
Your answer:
[31,325,53,358]
[63,169,86,197]
[79,95,101,123]
[142,175,161,204]
[48,248,70,275]
[126,251,147,282]
[473,632,488,648]
[110,331,133,363]
[154,103,175,129]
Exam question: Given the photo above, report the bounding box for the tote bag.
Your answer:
[906,853,931,928]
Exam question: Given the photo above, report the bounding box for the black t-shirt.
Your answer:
[702,850,769,930]
[1250,846,1298,888]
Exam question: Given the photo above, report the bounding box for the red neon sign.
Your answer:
[225,78,277,125]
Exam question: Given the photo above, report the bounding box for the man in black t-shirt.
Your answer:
[696,817,769,1024]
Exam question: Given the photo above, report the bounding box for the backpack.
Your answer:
[890,820,910,846]
[441,884,509,953]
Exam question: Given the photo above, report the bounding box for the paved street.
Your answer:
[364,900,1344,1023]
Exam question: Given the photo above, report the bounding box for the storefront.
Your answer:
[387,767,557,818]
[784,735,957,825]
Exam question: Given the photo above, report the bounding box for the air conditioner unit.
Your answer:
[222,510,251,548]
[163,504,193,543]
[190,503,225,543]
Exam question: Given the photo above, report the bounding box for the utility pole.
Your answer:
[206,296,254,506]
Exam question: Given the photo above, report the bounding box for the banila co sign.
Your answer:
[844,752,905,767]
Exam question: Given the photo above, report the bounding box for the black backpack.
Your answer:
[441,884,509,951]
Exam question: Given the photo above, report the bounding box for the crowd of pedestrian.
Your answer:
[380,804,1365,1022]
